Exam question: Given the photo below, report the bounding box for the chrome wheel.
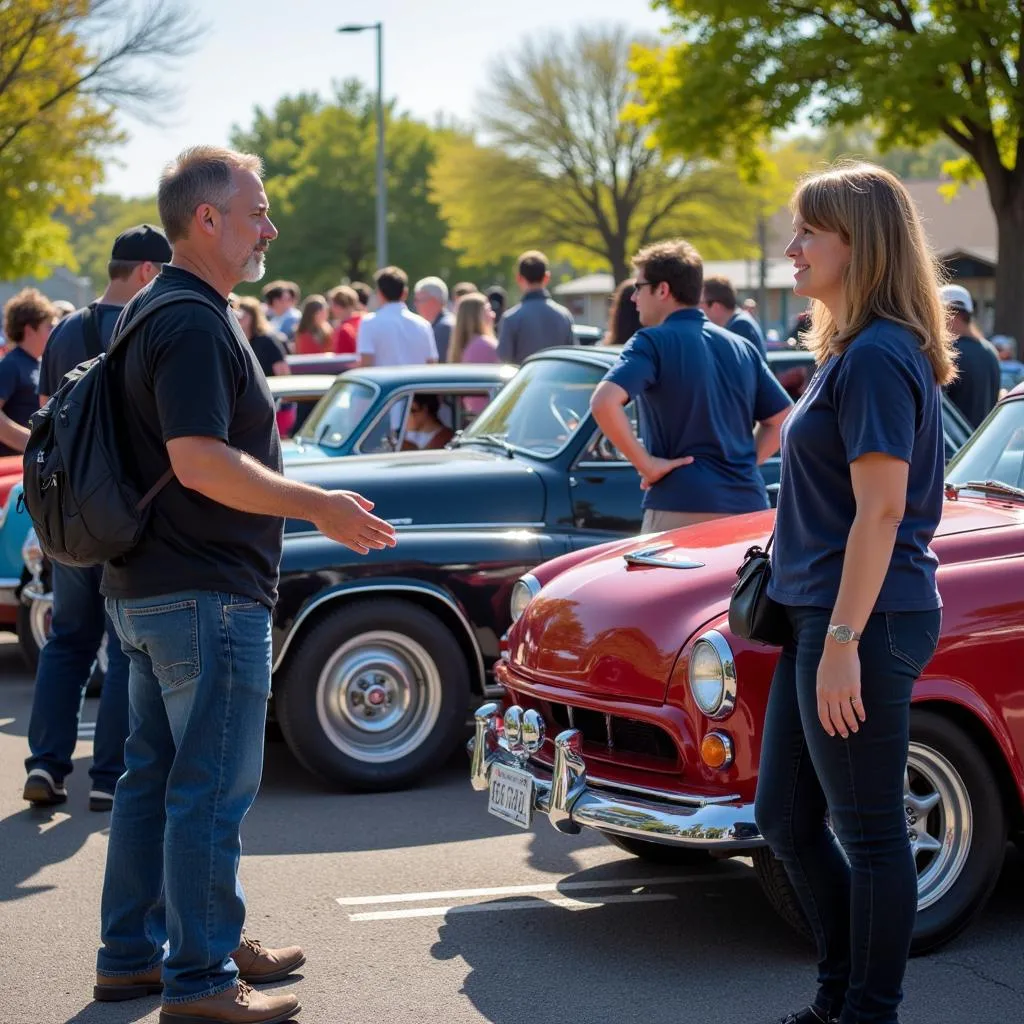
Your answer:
[907,742,973,910]
[315,630,442,763]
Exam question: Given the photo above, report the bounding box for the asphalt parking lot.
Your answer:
[1,634,1022,1024]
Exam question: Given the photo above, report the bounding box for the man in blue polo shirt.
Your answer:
[590,239,792,532]
[701,274,768,359]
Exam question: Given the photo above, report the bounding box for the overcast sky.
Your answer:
[102,0,671,197]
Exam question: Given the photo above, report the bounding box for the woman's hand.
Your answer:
[816,643,866,738]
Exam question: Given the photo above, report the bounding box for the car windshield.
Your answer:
[458,357,604,457]
[945,398,1024,493]
[295,379,377,450]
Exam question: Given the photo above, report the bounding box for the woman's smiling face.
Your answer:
[785,215,851,310]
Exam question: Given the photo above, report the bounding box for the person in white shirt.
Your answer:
[357,266,438,367]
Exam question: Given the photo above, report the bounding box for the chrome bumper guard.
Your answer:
[20,580,49,604]
[470,702,763,848]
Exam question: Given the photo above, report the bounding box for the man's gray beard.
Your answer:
[241,252,266,283]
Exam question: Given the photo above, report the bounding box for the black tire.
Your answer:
[752,710,1008,955]
[275,598,472,791]
[606,833,714,866]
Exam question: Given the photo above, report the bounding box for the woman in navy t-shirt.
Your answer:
[754,164,956,1024]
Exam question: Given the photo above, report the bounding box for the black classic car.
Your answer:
[269,346,974,791]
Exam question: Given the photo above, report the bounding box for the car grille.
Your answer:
[545,702,678,765]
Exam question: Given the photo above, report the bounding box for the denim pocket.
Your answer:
[125,599,201,688]
[885,610,940,676]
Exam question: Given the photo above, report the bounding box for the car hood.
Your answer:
[510,498,1024,703]
[284,447,547,530]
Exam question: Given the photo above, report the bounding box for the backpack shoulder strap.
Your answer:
[81,302,103,360]
[104,289,236,512]
[106,289,236,359]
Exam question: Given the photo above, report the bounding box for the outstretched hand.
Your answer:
[314,490,397,555]
[640,455,694,491]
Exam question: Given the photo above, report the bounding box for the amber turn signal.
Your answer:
[701,731,734,770]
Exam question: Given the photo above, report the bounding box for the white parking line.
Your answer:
[336,872,742,907]
[349,892,677,922]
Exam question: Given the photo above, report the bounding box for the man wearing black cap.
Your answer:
[23,224,172,813]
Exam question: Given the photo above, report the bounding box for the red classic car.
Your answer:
[470,385,1024,954]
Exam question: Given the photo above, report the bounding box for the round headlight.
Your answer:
[688,630,737,719]
[509,574,542,623]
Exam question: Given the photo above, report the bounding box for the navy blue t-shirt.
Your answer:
[38,302,123,397]
[0,345,41,455]
[769,318,944,612]
[603,308,792,513]
[726,310,767,359]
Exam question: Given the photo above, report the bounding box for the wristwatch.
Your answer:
[828,624,862,645]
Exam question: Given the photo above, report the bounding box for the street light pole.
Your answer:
[338,21,387,269]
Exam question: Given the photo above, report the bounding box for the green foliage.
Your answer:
[432,26,771,283]
[62,194,162,291]
[230,81,497,297]
[0,1,197,281]
[636,1,1022,185]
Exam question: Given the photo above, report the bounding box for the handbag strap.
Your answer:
[81,302,104,359]
[764,528,775,553]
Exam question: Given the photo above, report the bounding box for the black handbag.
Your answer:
[728,531,791,646]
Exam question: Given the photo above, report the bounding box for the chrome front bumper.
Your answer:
[469,703,763,848]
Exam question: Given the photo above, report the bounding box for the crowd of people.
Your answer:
[0,137,1016,1024]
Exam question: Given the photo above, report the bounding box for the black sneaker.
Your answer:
[89,789,115,812]
[779,1009,839,1024]
[23,770,68,806]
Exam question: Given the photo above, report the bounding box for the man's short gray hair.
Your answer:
[414,276,449,304]
[158,145,264,243]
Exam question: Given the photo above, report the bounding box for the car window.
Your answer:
[767,351,816,401]
[460,358,604,457]
[296,379,377,449]
[358,394,411,453]
[578,404,639,464]
[945,398,1024,489]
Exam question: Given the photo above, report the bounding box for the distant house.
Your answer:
[555,181,999,338]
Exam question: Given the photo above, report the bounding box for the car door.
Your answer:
[568,405,644,541]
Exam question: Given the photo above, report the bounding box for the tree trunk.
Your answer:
[990,193,1024,347]
[608,237,630,288]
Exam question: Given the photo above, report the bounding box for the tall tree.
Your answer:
[632,1,1024,336]
[0,0,198,280]
[232,82,496,296]
[433,26,762,284]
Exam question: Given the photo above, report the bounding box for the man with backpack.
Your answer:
[22,225,172,813]
[67,146,394,1024]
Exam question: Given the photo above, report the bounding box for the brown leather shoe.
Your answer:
[232,935,305,984]
[94,964,164,1002]
[158,981,300,1023]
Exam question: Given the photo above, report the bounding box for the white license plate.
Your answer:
[487,763,534,829]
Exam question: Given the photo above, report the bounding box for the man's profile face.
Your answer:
[414,292,441,322]
[222,168,277,284]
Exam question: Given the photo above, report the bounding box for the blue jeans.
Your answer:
[25,562,131,792]
[97,590,272,1004]
[755,606,941,1024]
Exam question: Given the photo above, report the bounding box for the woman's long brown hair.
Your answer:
[793,162,957,386]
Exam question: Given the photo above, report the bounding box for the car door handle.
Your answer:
[569,476,578,488]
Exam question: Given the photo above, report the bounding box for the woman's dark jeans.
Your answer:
[754,605,941,1024]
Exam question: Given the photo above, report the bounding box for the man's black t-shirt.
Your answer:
[946,334,1001,429]
[0,345,41,455]
[249,332,288,377]
[101,266,284,608]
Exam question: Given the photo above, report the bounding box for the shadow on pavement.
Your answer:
[245,740,605,861]
[0,755,113,904]
[430,857,808,1024]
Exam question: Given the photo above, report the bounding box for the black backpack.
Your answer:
[22,288,235,568]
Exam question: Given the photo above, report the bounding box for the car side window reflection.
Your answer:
[580,403,638,464]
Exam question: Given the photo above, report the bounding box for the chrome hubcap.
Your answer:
[906,742,972,910]
[316,630,441,763]
[30,598,52,649]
